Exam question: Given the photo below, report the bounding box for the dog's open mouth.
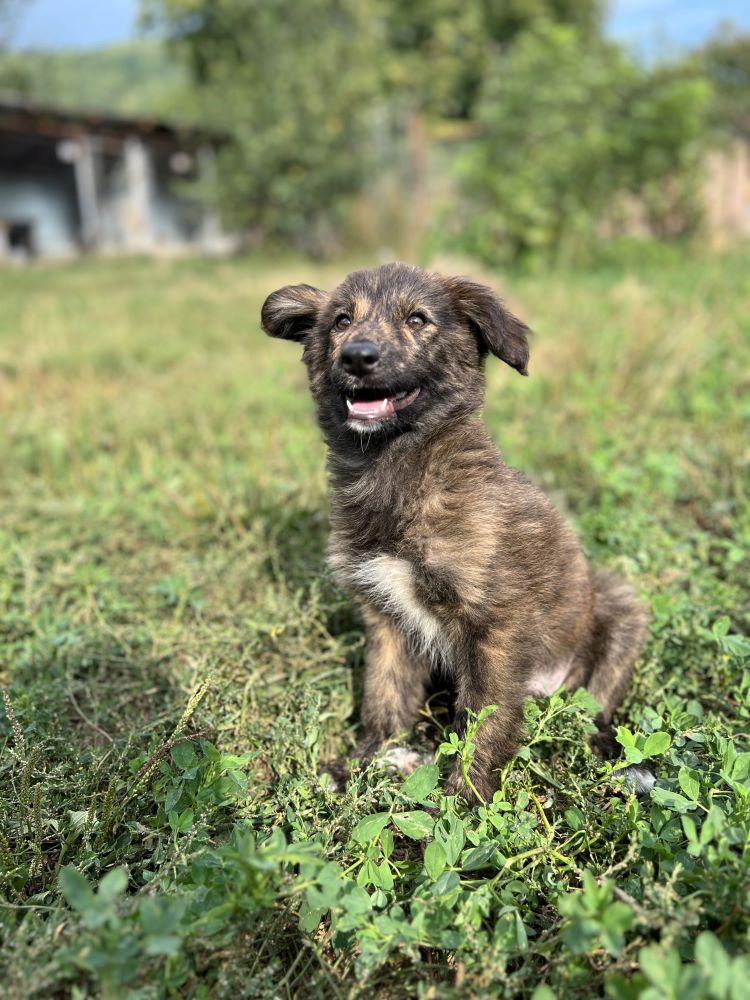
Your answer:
[345,387,421,423]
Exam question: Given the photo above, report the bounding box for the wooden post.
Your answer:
[73,135,101,251]
[123,135,153,251]
[198,144,222,252]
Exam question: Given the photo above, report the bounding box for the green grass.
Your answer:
[0,250,748,999]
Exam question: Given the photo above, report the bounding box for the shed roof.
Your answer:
[0,93,227,144]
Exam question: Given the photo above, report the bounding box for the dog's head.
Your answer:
[261,263,530,443]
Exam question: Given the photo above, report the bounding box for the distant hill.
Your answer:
[0,40,192,119]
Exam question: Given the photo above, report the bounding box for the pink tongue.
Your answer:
[350,397,395,418]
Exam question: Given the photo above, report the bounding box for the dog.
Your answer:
[261,263,651,803]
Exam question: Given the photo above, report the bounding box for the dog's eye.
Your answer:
[407,313,426,330]
[334,314,351,332]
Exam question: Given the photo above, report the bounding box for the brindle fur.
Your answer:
[261,263,649,804]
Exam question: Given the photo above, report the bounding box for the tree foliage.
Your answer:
[143,0,608,250]
[143,0,384,255]
[0,42,189,116]
[382,0,604,118]
[697,25,750,137]
[452,25,713,267]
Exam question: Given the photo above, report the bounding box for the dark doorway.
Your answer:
[8,221,35,258]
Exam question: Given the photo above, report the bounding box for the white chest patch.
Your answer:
[348,554,446,658]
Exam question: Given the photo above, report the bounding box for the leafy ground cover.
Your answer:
[0,250,748,997]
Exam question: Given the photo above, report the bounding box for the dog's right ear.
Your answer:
[449,277,530,375]
[261,284,327,343]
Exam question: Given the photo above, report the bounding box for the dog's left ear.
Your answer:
[450,278,531,375]
[261,283,327,343]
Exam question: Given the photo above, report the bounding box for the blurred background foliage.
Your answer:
[1,1,749,264]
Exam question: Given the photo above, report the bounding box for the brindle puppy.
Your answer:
[261,263,651,803]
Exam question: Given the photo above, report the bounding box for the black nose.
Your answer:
[341,340,380,376]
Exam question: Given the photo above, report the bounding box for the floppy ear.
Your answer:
[450,278,531,375]
[261,283,327,343]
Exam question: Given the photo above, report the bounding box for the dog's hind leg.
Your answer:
[585,569,650,725]
[583,569,653,791]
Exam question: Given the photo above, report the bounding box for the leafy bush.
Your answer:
[452,25,713,267]
[143,0,384,256]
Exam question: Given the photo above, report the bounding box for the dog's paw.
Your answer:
[443,763,496,807]
[320,757,353,794]
[613,764,656,796]
[319,770,341,793]
[376,746,433,776]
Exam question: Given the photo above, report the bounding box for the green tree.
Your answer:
[0,42,189,115]
[452,24,712,267]
[697,25,750,136]
[383,0,604,118]
[143,0,384,255]
[143,0,607,250]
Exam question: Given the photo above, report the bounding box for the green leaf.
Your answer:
[340,884,372,916]
[600,901,634,955]
[639,946,683,993]
[145,934,182,956]
[68,810,89,832]
[400,763,439,802]
[171,741,198,770]
[435,814,465,866]
[431,870,460,897]
[677,767,700,802]
[380,828,394,857]
[730,752,750,780]
[460,842,497,871]
[616,726,636,748]
[642,731,672,758]
[392,810,435,840]
[564,807,585,831]
[712,616,730,638]
[351,813,390,845]
[514,910,529,951]
[651,787,697,814]
[97,867,128,901]
[357,859,380,888]
[694,931,728,973]
[377,860,393,891]
[681,814,699,853]
[531,988,556,1000]
[424,839,446,880]
[299,901,326,933]
[59,867,95,913]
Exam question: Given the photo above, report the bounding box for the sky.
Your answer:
[8,0,750,53]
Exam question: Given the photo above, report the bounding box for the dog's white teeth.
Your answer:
[379,398,388,411]
[346,398,354,411]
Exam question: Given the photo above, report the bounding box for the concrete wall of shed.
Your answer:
[0,166,80,258]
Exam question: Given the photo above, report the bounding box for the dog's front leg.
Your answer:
[355,606,430,763]
[444,646,526,806]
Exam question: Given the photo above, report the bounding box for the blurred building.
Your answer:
[0,97,235,261]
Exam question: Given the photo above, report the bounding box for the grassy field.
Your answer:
[0,250,748,998]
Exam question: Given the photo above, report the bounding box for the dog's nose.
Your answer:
[341,340,380,376]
